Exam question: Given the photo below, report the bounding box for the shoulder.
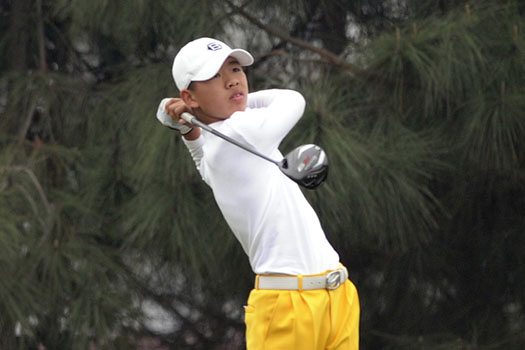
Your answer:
[249,88,304,99]
[247,89,305,109]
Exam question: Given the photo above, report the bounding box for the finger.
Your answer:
[165,97,180,106]
[173,107,188,123]
[167,103,184,119]
[164,98,180,113]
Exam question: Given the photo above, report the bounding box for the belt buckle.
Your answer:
[326,269,344,290]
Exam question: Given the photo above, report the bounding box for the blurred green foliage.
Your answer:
[0,0,523,349]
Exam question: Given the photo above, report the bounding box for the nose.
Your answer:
[226,75,239,88]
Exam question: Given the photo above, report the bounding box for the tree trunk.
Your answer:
[8,0,32,70]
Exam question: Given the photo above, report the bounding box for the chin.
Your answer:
[236,104,248,113]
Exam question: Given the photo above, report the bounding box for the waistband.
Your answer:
[255,266,348,291]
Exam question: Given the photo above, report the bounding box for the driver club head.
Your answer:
[279,144,329,189]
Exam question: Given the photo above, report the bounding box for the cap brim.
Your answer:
[230,49,254,66]
[192,49,254,83]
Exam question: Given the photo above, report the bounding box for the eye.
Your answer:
[233,67,241,72]
[212,73,221,79]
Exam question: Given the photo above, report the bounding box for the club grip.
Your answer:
[180,112,213,133]
[180,112,195,124]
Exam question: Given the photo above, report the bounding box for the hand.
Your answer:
[156,98,193,135]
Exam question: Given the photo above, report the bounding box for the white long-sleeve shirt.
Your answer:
[183,89,340,275]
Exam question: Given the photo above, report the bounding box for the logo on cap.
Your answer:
[207,42,222,51]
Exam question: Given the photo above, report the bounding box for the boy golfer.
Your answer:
[157,37,359,349]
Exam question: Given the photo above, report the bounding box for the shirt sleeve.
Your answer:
[182,136,205,173]
[229,89,306,154]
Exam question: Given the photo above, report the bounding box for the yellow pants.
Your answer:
[244,278,359,349]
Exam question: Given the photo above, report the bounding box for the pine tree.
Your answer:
[0,0,523,349]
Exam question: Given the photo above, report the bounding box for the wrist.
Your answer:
[183,127,201,141]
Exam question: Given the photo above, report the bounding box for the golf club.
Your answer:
[180,112,329,189]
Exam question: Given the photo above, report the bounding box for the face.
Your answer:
[182,57,249,124]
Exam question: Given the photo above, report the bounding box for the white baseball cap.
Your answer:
[172,37,254,91]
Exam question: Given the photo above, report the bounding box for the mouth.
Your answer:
[230,91,244,102]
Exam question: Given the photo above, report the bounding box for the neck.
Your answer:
[195,110,228,125]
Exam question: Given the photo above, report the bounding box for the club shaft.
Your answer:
[181,112,279,165]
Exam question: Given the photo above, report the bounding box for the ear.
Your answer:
[180,89,199,109]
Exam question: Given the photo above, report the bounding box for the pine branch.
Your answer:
[123,265,215,345]
[17,98,37,146]
[1,165,54,244]
[225,0,364,77]
[36,0,47,74]
[1,166,52,214]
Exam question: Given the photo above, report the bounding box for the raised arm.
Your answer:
[231,89,306,153]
